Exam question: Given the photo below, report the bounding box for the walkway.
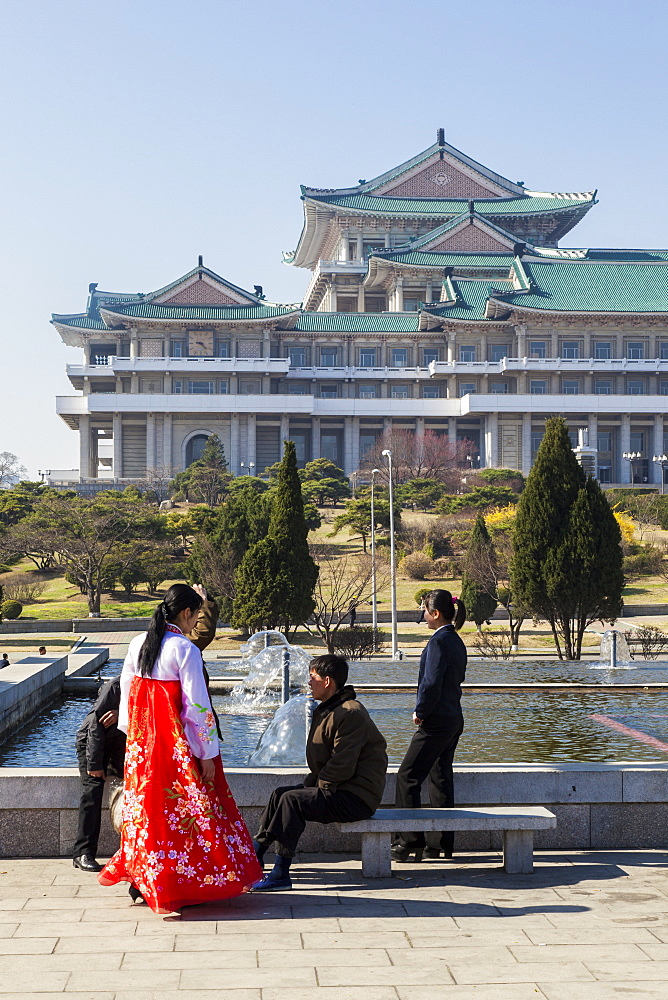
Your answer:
[2,851,668,997]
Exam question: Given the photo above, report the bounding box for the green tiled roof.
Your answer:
[424,280,507,322]
[376,250,515,269]
[585,249,668,262]
[294,312,420,332]
[52,312,107,330]
[101,302,299,321]
[492,261,668,314]
[307,192,595,217]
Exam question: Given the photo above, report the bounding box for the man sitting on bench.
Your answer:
[252,654,388,891]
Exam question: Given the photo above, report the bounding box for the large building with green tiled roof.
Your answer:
[54,132,668,486]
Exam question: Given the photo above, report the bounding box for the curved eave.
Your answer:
[418,307,511,330]
[487,297,668,319]
[290,200,333,269]
[51,319,108,346]
[98,306,302,328]
[307,195,596,220]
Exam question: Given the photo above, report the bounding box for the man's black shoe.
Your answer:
[73,855,103,872]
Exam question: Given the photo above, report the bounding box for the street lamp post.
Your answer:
[370,468,381,642]
[240,461,255,476]
[622,450,642,484]
[653,454,668,495]
[381,449,399,659]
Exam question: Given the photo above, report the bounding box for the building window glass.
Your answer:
[489,344,510,362]
[118,341,131,358]
[529,341,546,358]
[562,341,579,359]
[215,340,230,358]
[359,433,378,458]
[187,380,215,394]
[337,297,357,313]
[170,340,186,358]
[594,342,611,359]
[186,435,209,466]
[660,343,668,360]
[459,346,476,363]
[362,239,384,259]
[598,467,612,484]
[172,379,182,394]
[391,348,408,367]
[422,384,441,398]
[459,382,476,397]
[359,348,377,367]
[530,380,546,394]
[627,379,646,395]
[291,430,311,468]
[627,342,645,360]
[531,431,544,456]
[490,381,508,393]
[660,381,668,395]
[217,380,229,394]
[365,296,386,312]
[321,432,342,465]
[320,347,338,367]
[562,379,580,395]
[320,384,338,399]
[239,380,260,394]
[422,348,439,365]
[359,385,377,398]
[289,346,306,367]
[598,432,612,453]
[287,383,307,395]
[595,380,612,395]
[630,432,645,453]
[391,385,409,398]
[403,297,419,312]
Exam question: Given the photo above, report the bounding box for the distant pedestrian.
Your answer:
[0,653,9,668]
[38,646,47,655]
[349,603,357,627]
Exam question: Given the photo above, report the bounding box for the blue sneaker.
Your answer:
[251,870,293,892]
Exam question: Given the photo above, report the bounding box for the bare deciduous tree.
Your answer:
[0,452,28,489]
[308,544,390,653]
[359,429,476,487]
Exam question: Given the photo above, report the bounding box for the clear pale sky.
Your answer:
[1,0,666,478]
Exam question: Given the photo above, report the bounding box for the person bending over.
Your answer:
[252,654,388,892]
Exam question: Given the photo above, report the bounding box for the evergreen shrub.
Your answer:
[1,600,23,620]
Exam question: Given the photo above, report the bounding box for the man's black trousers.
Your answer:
[394,719,463,855]
[72,739,123,859]
[255,783,373,858]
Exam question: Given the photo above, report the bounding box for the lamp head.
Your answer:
[372,468,381,475]
[381,449,391,458]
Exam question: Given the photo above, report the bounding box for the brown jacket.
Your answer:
[305,685,387,811]
[185,599,219,652]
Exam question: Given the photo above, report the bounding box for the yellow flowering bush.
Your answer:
[484,504,517,531]
[613,510,636,546]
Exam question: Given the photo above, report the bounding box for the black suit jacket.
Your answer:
[415,625,467,731]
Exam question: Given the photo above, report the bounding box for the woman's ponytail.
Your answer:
[137,584,203,677]
[424,588,467,631]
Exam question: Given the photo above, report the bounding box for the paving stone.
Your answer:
[114,993,260,1000]
[523,926,660,944]
[0,995,113,1000]
[0,930,16,941]
[0,952,122,972]
[56,935,175,953]
[175,932,301,951]
[446,961,595,984]
[585,960,668,981]
[0,971,70,992]
[12,921,138,937]
[180,967,317,989]
[65,970,181,991]
[512,942,651,963]
[122,950,259,969]
[0,938,57,953]
[301,932,409,949]
[408,930,531,947]
[258,948,391,967]
[318,965,455,987]
[397,988,549,1000]
[538,985,668,999]
[263,990,399,1000]
[387,945,512,965]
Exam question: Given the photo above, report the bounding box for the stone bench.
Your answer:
[337,806,557,877]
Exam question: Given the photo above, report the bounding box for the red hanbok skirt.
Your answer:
[98,676,262,913]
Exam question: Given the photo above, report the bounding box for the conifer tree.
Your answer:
[232,441,318,634]
[511,416,623,658]
[460,513,498,629]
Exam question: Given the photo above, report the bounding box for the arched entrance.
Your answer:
[185,433,209,467]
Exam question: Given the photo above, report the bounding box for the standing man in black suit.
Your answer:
[392,589,468,862]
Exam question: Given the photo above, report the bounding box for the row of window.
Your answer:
[287,346,439,368]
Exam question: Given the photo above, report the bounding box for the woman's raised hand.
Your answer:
[198,756,216,782]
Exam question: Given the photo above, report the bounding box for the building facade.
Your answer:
[53,132,668,485]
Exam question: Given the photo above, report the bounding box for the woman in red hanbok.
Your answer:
[98,584,261,913]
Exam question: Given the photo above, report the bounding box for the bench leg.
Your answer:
[361,832,392,878]
[503,830,534,874]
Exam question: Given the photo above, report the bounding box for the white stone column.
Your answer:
[83,377,90,396]
[515,324,526,359]
[356,235,364,261]
[247,413,256,468]
[230,414,240,474]
[447,332,456,364]
[312,417,320,461]
[262,329,271,359]
[425,280,433,304]
[384,233,391,249]
[588,413,598,455]
[395,278,404,312]
[357,283,365,312]
[351,417,360,473]
[620,413,631,483]
[280,414,290,453]
[343,416,355,475]
[485,413,499,468]
[479,334,488,363]
[162,414,173,469]
[415,416,425,442]
[383,416,392,435]
[83,341,91,365]
[652,414,664,483]
[146,413,156,472]
[79,415,91,479]
[112,413,122,479]
[448,417,457,444]
[329,285,337,311]
[340,231,350,261]
[129,332,138,360]
[521,413,532,474]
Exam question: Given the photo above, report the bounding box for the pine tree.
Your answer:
[232,441,318,634]
[198,434,227,470]
[511,416,622,658]
[460,513,498,629]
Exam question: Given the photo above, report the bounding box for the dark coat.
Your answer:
[75,675,126,773]
[305,685,388,811]
[415,624,467,732]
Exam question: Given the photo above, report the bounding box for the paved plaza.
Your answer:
[1,851,668,998]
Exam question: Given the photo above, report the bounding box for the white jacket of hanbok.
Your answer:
[118,625,220,760]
